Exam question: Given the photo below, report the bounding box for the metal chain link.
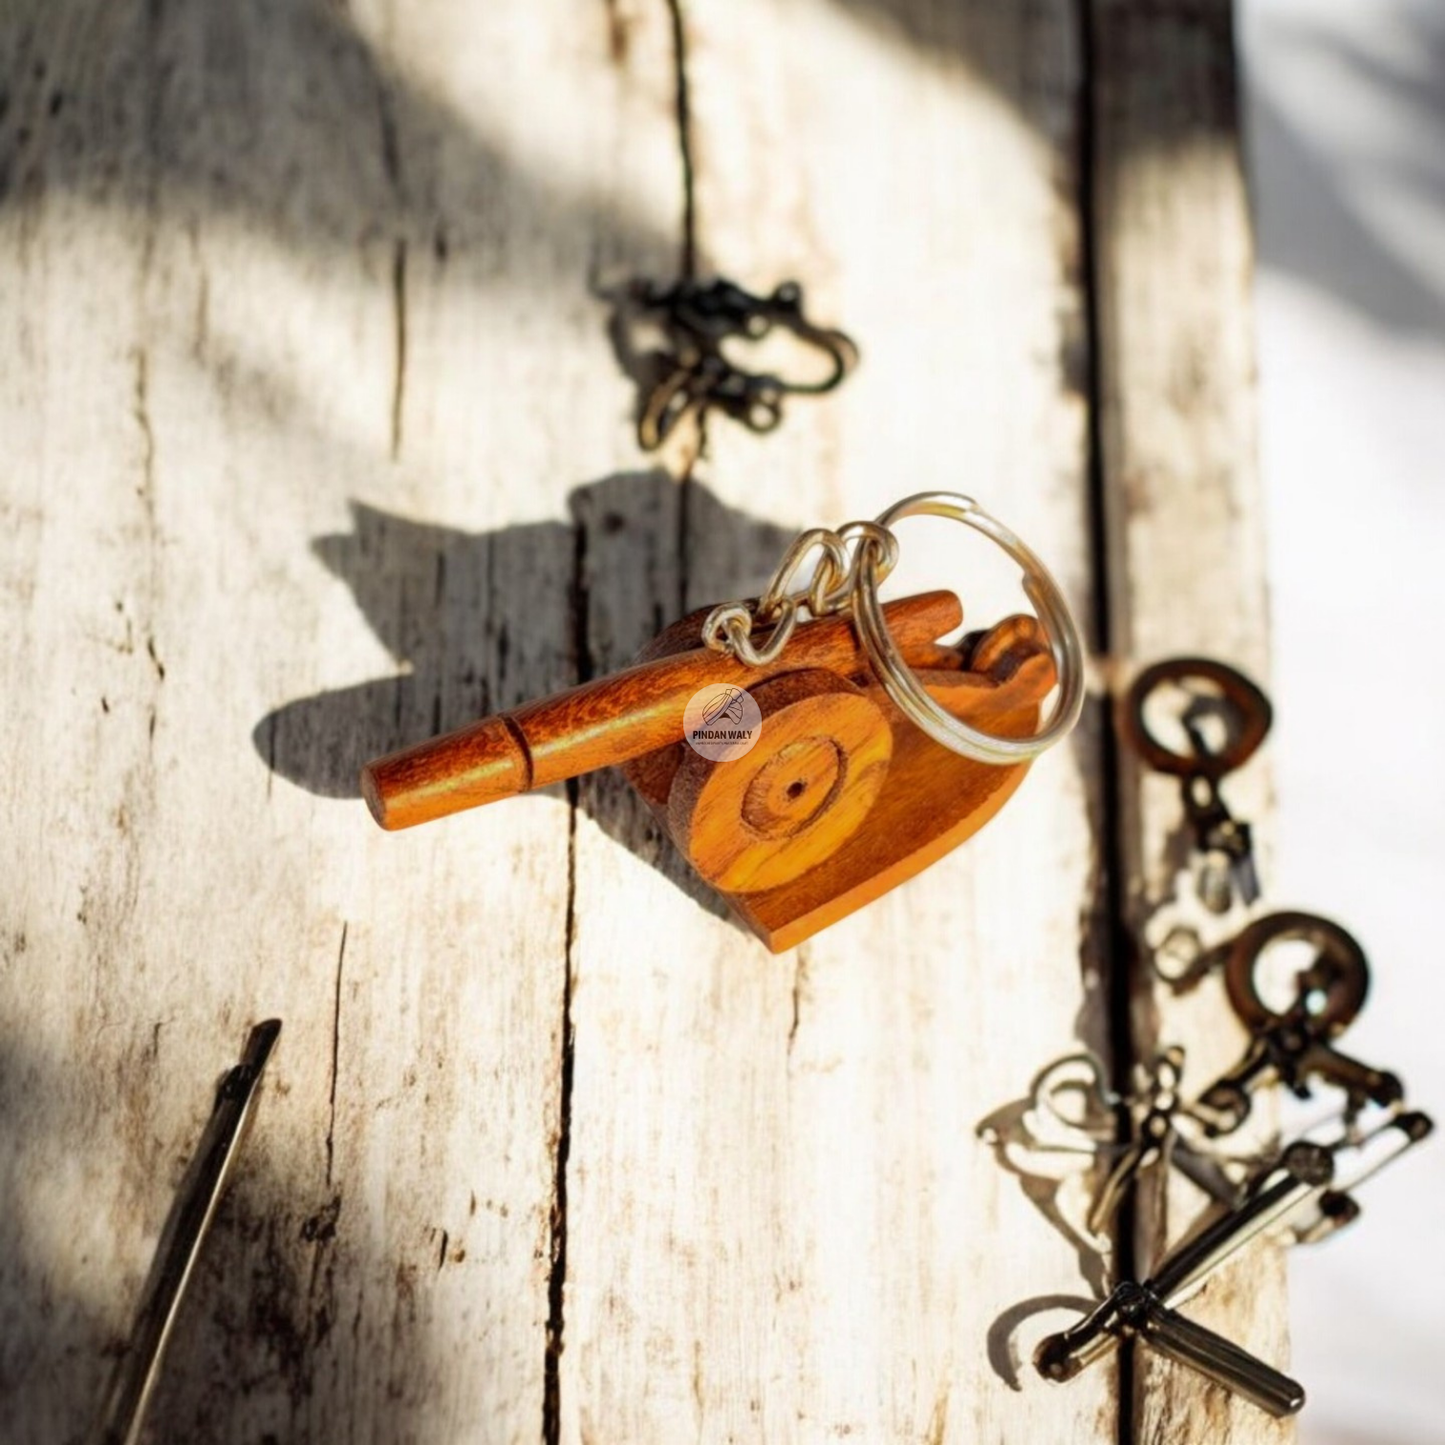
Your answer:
[699,491,1085,768]
[700,520,898,667]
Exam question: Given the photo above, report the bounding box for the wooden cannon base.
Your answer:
[623,610,1054,951]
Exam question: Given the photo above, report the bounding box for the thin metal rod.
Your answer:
[94,1019,282,1445]
[1140,1302,1305,1416]
[1151,1141,1333,1307]
[1291,1110,1434,1243]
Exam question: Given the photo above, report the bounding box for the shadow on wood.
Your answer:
[0,1033,421,1445]
[0,1016,532,1444]
[985,1290,1097,1393]
[976,1052,1116,1304]
[254,473,793,925]
[0,0,669,292]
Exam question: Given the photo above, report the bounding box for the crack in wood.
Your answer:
[543,799,578,1445]
[390,238,408,462]
[131,347,156,510]
[326,920,348,1188]
[664,0,697,280]
[543,508,595,1445]
[370,64,407,462]
[1077,3,1138,1440]
[788,948,809,1057]
[376,80,402,196]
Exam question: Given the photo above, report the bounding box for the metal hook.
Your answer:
[629,277,858,450]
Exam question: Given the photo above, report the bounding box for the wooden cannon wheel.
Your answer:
[668,669,894,894]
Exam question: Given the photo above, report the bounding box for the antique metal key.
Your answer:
[1284,1106,1433,1245]
[626,277,858,450]
[1001,1046,1250,1249]
[1124,658,1273,911]
[1193,912,1403,1136]
[1084,1046,1241,1236]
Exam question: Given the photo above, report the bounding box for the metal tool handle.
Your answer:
[1295,1042,1403,1111]
[1140,1300,1305,1417]
[95,1020,281,1445]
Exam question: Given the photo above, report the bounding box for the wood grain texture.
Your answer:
[1089,1,1289,1440]
[0,0,675,1440]
[561,2,1116,1442]
[0,0,1279,1440]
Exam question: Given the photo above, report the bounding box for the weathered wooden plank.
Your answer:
[561,2,1119,1441]
[1089,1,1287,1441]
[0,0,1282,1439]
[0,1,676,1440]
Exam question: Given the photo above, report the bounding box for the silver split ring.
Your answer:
[852,491,1085,766]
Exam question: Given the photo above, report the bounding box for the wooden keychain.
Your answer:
[361,492,1085,950]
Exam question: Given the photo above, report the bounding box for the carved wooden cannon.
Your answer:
[362,589,1056,950]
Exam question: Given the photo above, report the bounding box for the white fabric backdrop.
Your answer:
[1242,2,1445,1440]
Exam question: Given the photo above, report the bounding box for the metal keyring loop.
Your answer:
[758,527,848,621]
[851,491,1086,765]
[1123,657,1273,781]
[1223,912,1370,1037]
